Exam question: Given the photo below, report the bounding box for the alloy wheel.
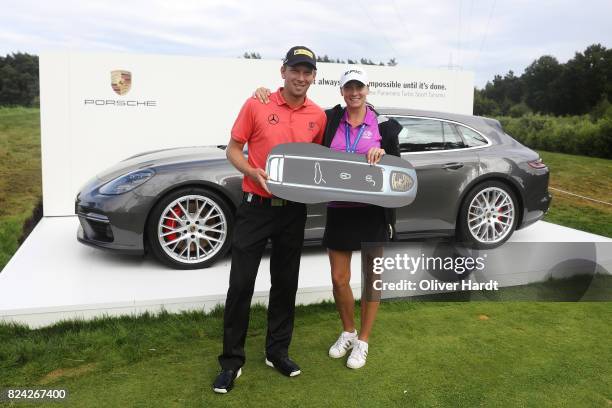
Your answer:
[467,187,515,244]
[157,194,228,264]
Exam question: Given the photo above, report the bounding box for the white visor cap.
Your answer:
[339,67,369,88]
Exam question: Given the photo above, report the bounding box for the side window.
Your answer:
[395,117,444,152]
[443,123,464,150]
[457,125,488,147]
[394,117,464,152]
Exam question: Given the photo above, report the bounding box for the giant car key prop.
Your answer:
[265,143,418,208]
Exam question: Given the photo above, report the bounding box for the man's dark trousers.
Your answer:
[218,197,307,371]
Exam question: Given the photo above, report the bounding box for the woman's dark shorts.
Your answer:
[322,205,388,251]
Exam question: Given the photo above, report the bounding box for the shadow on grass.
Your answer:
[388,273,612,302]
[17,198,42,246]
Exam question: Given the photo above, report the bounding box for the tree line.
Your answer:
[1,46,610,117]
[243,51,397,66]
[0,53,39,107]
[475,43,612,117]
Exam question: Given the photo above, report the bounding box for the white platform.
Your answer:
[0,217,610,328]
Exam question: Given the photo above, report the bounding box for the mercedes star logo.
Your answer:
[268,114,279,125]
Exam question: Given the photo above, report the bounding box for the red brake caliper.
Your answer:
[163,205,183,242]
[497,206,505,231]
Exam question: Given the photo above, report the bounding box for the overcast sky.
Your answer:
[1,0,610,88]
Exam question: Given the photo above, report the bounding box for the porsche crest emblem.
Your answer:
[111,70,132,96]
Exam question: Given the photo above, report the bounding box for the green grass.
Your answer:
[0,107,41,270]
[0,108,611,406]
[1,299,611,407]
[540,151,612,237]
[540,151,612,199]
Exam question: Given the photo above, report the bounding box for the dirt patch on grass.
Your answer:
[38,363,97,385]
[478,314,490,320]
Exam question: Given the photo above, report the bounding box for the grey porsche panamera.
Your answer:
[75,108,552,269]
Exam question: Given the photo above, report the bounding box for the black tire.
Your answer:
[457,180,519,249]
[146,187,234,269]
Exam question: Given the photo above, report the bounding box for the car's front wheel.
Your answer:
[457,181,518,249]
[146,187,233,269]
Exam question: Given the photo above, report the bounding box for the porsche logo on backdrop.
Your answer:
[111,70,132,95]
[84,69,156,106]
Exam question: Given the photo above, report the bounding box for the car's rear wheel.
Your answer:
[458,181,518,249]
[147,187,233,269]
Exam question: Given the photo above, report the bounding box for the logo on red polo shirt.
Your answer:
[268,114,279,125]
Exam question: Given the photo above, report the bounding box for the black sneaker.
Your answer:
[265,356,301,377]
[212,368,242,394]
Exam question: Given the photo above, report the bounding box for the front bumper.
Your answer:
[77,223,143,255]
[75,178,154,255]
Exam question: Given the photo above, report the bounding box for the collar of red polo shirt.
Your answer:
[271,88,315,109]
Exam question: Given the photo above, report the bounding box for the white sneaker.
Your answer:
[346,339,369,369]
[328,330,357,358]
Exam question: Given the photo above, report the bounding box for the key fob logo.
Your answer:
[314,162,326,184]
[365,174,376,187]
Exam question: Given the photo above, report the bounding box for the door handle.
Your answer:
[442,162,464,170]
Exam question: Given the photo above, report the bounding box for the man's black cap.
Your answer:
[283,46,317,69]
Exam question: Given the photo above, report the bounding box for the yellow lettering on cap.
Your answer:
[294,49,314,59]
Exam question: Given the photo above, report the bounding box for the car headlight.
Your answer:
[99,169,155,195]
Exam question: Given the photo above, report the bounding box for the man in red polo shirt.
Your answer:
[213,46,326,394]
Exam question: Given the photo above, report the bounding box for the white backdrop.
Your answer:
[40,52,474,216]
